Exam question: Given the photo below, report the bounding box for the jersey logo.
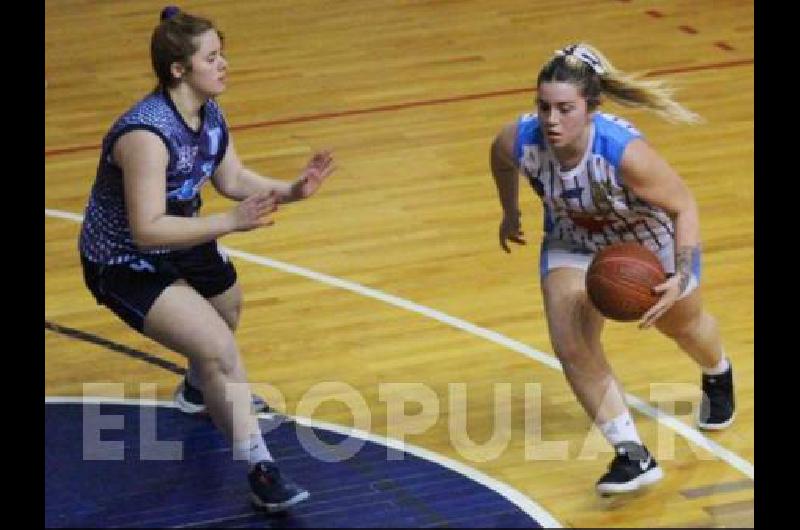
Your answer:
[207,127,222,156]
[590,180,614,213]
[168,179,200,201]
[128,259,156,273]
[176,146,199,173]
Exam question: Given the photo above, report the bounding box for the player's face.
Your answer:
[185,30,227,97]
[536,82,591,149]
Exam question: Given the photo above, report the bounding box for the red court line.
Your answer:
[648,58,751,76]
[229,86,529,133]
[44,58,753,158]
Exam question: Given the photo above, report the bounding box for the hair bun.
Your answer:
[160,6,180,21]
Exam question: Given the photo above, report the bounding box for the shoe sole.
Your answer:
[251,490,310,512]
[596,467,664,495]
[697,413,735,431]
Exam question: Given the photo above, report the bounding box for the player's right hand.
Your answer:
[230,191,279,231]
[499,211,526,253]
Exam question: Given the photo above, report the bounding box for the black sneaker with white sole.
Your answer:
[248,461,310,512]
[173,377,271,415]
[698,365,735,430]
[596,442,664,495]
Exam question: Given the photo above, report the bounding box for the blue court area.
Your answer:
[45,401,547,528]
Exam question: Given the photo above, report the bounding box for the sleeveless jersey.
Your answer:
[514,112,674,253]
[79,90,229,266]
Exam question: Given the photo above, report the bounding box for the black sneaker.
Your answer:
[596,442,664,495]
[173,378,271,415]
[248,461,310,512]
[698,364,735,430]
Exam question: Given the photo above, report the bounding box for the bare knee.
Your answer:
[658,311,715,342]
[552,341,584,366]
[192,337,241,378]
[553,342,610,377]
[549,306,607,374]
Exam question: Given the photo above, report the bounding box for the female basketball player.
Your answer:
[489,43,734,494]
[78,6,335,511]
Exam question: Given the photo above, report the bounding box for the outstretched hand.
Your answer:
[290,150,336,201]
[230,190,280,232]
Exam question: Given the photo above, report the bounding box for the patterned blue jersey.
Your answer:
[79,90,229,265]
[514,112,674,253]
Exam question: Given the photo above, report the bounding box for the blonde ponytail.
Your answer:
[541,43,702,124]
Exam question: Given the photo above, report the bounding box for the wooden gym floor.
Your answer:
[45,1,753,526]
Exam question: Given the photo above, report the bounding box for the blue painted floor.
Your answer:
[45,402,543,528]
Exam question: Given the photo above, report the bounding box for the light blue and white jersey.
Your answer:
[515,112,674,253]
[79,90,229,265]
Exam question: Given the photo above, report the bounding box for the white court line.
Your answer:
[45,208,84,223]
[45,208,754,481]
[45,396,562,528]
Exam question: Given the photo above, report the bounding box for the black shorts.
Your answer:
[80,241,237,332]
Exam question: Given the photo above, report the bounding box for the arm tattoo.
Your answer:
[675,245,695,294]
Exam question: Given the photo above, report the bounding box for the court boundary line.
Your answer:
[45,396,562,528]
[44,208,754,481]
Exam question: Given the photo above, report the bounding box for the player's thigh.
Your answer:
[172,241,241,330]
[143,280,240,368]
[541,267,604,354]
[540,240,604,349]
[653,286,704,337]
[207,283,243,331]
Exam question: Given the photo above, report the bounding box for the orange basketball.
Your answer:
[586,242,667,322]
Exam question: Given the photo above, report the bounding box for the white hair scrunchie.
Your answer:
[554,44,605,75]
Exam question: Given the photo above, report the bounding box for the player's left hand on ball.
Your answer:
[638,274,682,329]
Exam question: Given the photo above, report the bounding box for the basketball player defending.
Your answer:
[78,7,335,510]
[489,44,735,494]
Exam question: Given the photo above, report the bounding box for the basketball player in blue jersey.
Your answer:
[78,6,335,511]
[490,44,735,494]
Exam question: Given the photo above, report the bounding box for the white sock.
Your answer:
[232,433,273,468]
[702,355,730,376]
[599,411,642,446]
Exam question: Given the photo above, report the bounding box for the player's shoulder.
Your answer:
[591,112,645,167]
[516,112,542,142]
[113,92,171,128]
[512,112,544,160]
[594,112,642,139]
[518,112,539,129]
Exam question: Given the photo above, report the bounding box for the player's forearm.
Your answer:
[131,213,235,251]
[491,145,520,216]
[227,168,293,202]
[671,201,701,290]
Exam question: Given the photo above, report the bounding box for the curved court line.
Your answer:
[45,208,754,481]
[45,396,562,528]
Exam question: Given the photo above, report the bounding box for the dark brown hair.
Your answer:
[150,6,224,89]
